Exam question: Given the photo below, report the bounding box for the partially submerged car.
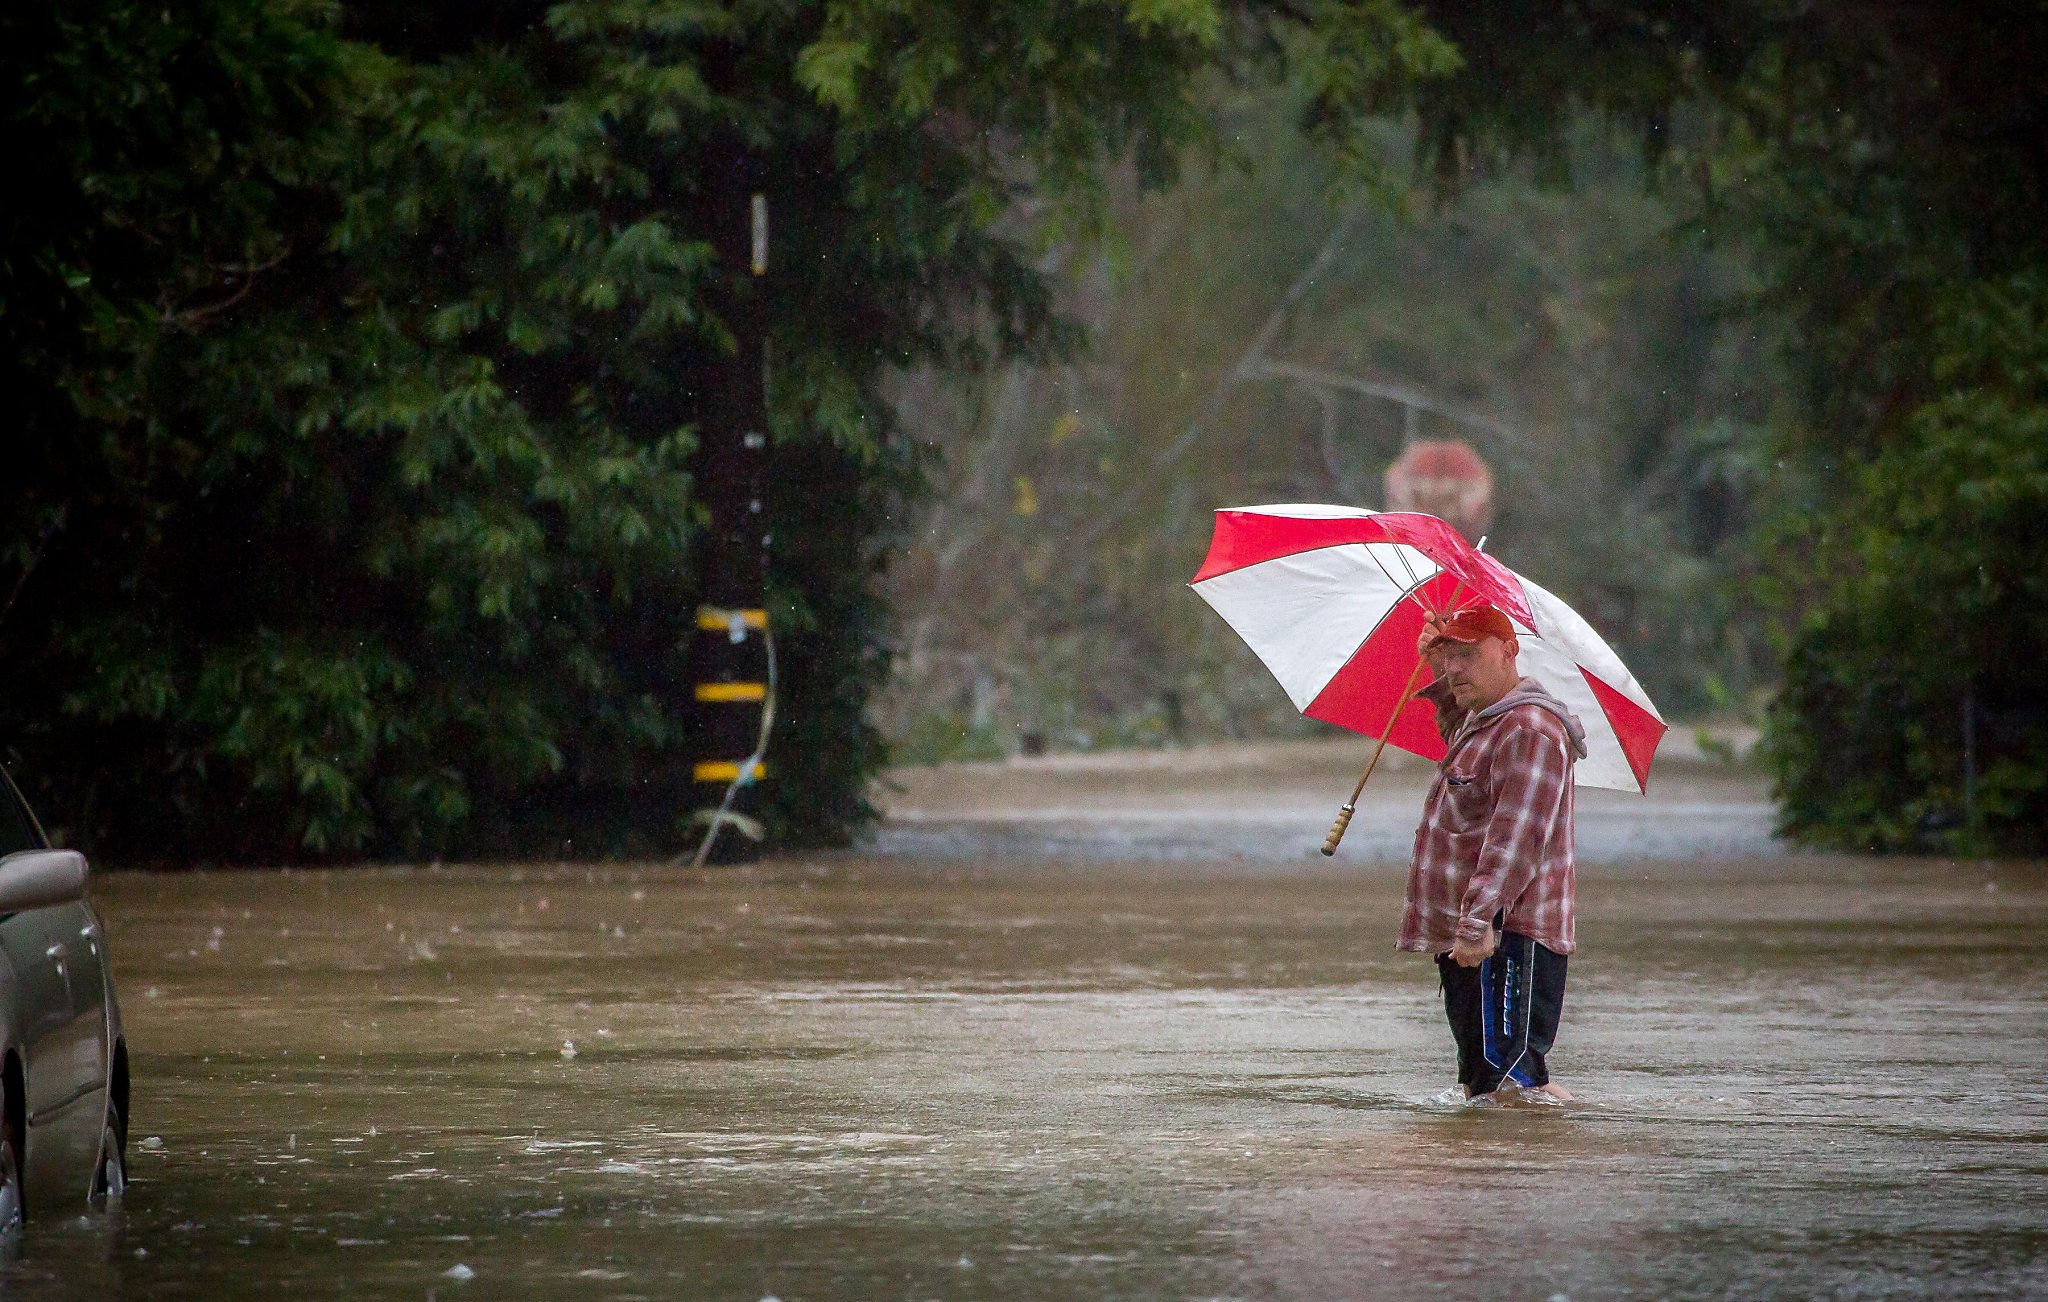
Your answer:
[0,765,127,1230]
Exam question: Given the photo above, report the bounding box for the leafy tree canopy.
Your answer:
[1323,0,2048,851]
[3,0,1450,863]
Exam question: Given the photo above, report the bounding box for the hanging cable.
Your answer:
[687,618,777,869]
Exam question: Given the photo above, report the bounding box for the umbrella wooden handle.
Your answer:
[1320,803,1355,856]
[1319,651,1435,857]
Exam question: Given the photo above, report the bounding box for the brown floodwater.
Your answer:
[3,752,2045,1297]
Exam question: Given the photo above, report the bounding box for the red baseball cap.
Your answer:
[1424,604,1518,651]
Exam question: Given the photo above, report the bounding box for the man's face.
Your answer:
[1426,634,1519,711]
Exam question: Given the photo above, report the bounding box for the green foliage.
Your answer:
[1297,0,2048,853]
[1,0,342,624]
[9,0,736,861]
[1766,276,2048,852]
[1,0,341,436]
[878,98,1776,758]
[9,0,1462,862]
[1707,6,2048,853]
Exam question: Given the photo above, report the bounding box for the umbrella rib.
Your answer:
[1333,547,1443,698]
[1364,544,1440,620]
[1387,544,1433,613]
[1385,535,1489,621]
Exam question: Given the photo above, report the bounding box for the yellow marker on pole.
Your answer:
[694,760,766,783]
[696,607,768,631]
[695,682,767,703]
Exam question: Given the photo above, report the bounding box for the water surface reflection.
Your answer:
[5,856,2043,1297]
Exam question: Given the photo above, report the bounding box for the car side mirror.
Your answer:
[0,849,89,913]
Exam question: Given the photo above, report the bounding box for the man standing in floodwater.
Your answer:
[1404,605,1587,1102]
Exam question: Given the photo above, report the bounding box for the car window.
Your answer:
[0,770,40,856]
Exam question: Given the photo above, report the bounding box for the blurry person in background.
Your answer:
[1402,604,1586,1103]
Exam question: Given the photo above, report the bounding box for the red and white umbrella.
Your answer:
[1189,503,1666,793]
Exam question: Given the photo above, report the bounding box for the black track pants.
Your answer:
[1436,930,1568,1094]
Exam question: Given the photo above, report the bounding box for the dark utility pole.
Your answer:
[687,172,773,861]
[1962,677,1979,846]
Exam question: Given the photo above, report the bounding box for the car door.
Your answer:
[35,898,108,1165]
[0,780,104,1195]
[0,907,87,1177]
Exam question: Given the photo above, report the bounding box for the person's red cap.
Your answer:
[1424,604,1518,650]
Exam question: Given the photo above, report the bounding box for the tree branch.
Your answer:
[165,243,293,327]
[1070,202,1365,548]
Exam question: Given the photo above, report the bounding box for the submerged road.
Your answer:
[5,742,2043,1298]
[876,734,1779,862]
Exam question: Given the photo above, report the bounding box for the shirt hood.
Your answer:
[1468,677,1589,759]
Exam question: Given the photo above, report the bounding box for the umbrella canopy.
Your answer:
[1190,503,1666,792]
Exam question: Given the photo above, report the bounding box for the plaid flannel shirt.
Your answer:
[1398,677,1578,956]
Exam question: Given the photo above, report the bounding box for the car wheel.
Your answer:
[91,1103,125,1204]
[0,1105,21,1232]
